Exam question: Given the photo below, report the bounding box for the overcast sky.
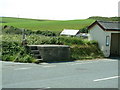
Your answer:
[1,0,119,20]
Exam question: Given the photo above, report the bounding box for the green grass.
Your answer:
[1,17,94,32]
[1,16,119,33]
[0,17,51,23]
[2,34,104,62]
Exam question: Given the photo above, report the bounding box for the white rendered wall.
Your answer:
[88,25,111,57]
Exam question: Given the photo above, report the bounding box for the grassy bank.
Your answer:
[2,34,104,63]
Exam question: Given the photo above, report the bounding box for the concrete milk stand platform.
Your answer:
[28,45,70,62]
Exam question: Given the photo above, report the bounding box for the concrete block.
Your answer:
[28,45,70,62]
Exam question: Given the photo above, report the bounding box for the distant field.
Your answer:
[0,17,94,32]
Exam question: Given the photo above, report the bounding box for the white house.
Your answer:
[60,29,80,36]
[88,20,120,57]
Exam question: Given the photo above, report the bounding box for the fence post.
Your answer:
[22,28,27,46]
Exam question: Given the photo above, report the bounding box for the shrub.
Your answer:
[35,30,57,36]
[2,25,57,36]
[58,36,84,45]
[70,45,103,60]
[40,30,56,36]
[2,34,104,62]
[79,27,88,33]
[2,26,22,34]
[2,41,37,63]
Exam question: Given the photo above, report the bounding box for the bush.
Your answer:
[58,36,84,45]
[79,27,88,33]
[2,34,104,62]
[88,16,120,21]
[2,25,57,36]
[2,41,21,56]
[70,45,103,60]
[35,30,57,36]
[3,26,22,34]
[2,41,37,63]
[40,30,56,36]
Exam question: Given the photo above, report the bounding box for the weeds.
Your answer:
[2,34,103,63]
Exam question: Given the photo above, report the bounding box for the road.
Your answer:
[1,58,120,89]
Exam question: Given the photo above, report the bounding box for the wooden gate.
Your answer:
[110,33,120,56]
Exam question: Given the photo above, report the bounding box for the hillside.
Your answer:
[1,16,119,32]
[88,16,120,21]
[0,17,94,32]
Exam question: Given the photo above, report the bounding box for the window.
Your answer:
[106,36,110,46]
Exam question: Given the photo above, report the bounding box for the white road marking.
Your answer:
[42,65,56,68]
[14,67,31,70]
[93,76,120,82]
[71,62,93,65]
[71,59,118,65]
[2,61,13,63]
[102,59,118,62]
[71,63,83,65]
[13,63,29,65]
[2,61,30,65]
[40,63,49,65]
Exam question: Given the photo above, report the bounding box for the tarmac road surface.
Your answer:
[1,58,120,89]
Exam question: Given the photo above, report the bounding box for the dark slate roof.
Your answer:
[88,20,120,31]
[98,21,120,30]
